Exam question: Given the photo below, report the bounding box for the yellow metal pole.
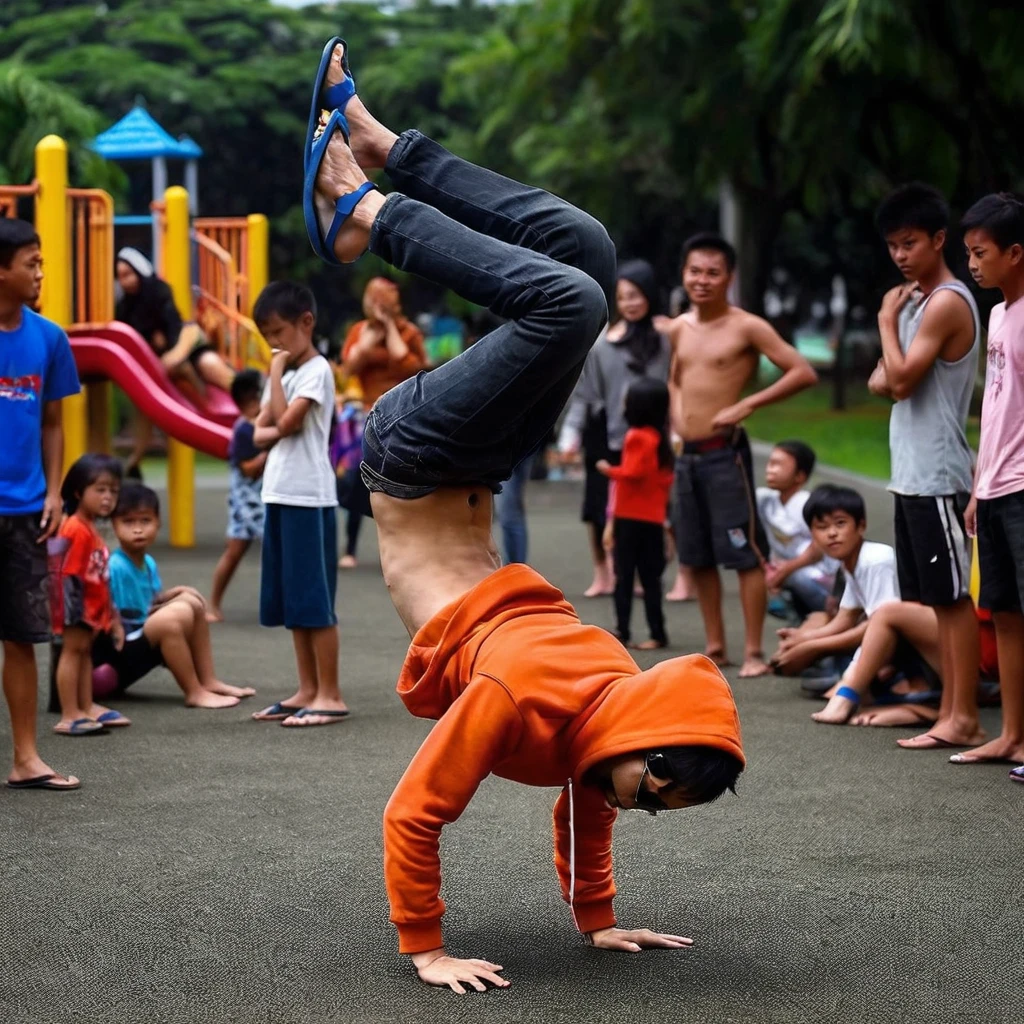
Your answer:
[246,213,269,316]
[35,136,84,475]
[970,536,980,603]
[163,186,195,548]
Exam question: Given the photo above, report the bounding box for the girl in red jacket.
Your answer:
[597,378,675,649]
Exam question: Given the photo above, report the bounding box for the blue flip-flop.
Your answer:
[303,108,378,265]
[280,707,350,728]
[305,36,357,173]
[95,709,131,727]
[57,717,108,737]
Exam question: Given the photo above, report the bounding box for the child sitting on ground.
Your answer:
[596,378,676,650]
[771,485,907,679]
[54,454,130,735]
[756,440,838,621]
[92,483,255,708]
[207,370,267,621]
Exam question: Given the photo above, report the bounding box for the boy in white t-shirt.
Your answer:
[756,440,837,620]
[250,282,349,728]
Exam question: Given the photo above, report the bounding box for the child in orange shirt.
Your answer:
[53,454,129,736]
[597,378,675,649]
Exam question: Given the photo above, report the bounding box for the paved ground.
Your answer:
[2,467,1021,1024]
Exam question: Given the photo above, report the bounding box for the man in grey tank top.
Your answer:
[869,184,985,751]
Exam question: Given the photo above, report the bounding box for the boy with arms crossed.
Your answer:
[302,39,746,992]
[870,184,983,751]
[0,219,81,791]
[669,234,818,678]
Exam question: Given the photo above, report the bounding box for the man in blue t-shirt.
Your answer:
[0,218,81,792]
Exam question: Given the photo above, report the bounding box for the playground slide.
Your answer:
[68,323,238,428]
[70,335,232,460]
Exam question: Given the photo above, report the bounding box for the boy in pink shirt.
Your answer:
[961,193,1024,775]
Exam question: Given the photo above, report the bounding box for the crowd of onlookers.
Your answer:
[2,179,1023,792]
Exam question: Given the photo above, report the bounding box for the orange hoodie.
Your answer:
[384,564,745,954]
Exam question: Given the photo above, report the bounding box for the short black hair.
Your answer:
[113,482,160,519]
[961,192,1024,251]
[875,183,949,238]
[802,484,866,528]
[658,745,744,804]
[230,368,263,407]
[252,281,317,327]
[60,454,122,515]
[0,218,41,268]
[774,440,816,479]
[681,232,737,273]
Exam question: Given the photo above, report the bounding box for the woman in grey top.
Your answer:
[558,260,673,597]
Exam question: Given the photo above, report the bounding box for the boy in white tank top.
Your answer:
[869,184,984,753]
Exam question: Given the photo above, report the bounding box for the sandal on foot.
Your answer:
[55,718,108,736]
[306,37,357,172]
[303,109,378,265]
[281,707,350,728]
[1010,765,1024,784]
[95,710,131,727]
[6,772,81,791]
[252,701,305,722]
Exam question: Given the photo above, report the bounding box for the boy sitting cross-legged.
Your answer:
[92,483,255,708]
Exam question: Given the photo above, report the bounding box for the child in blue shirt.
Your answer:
[1,219,82,791]
[93,483,256,708]
[207,370,266,621]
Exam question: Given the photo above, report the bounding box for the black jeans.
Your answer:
[361,131,615,497]
[613,518,667,644]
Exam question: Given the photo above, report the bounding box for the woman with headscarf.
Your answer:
[337,277,427,567]
[558,260,679,598]
[114,248,236,476]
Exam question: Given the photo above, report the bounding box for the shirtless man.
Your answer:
[301,39,746,994]
[669,234,818,677]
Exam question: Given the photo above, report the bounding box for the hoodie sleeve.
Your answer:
[553,784,618,935]
[558,344,605,448]
[383,676,524,954]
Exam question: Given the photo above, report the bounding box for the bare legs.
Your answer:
[951,610,1024,763]
[898,598,984,750]
[143,593,254,707]
[691,565,768,676]
[208,538,252,621]
[279,625,347,727]
[4,640,78,787]
[584,523,613,597]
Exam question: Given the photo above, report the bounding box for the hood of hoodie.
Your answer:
[396,565,744,784]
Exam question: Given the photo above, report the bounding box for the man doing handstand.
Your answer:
[302,39,747,993]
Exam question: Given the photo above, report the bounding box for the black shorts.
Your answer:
[0,513,51,644]
[673,430,767,571]
[977,490,1024,613]
[92,631,165,690]
[893,494,970,607]
[581,449,620,526]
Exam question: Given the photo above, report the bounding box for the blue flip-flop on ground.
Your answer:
[303,108,378,265]
[305,36,357,172]
[280,707,350,727]
[96,710,131,727]
[57,717,108,737]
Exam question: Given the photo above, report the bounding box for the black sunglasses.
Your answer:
[633,752,670,815]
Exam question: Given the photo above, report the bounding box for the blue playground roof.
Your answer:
[89,106,204,160]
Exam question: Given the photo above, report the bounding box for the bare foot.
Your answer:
[205,681,256,699]
[185,691,240,709]
[583,579,614,598]
[338,554,357,569]
[281,707,350,727]
[948,737,1024,765]
[738,654,772,678]
[631,639,668,651]
[704,648,733,668]
[850,705,938,728]
[812,693,857,724]
[205,607,224,623]
[665,587,695,603]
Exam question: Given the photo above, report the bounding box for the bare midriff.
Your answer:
[371,487,502,637]
[669,309,758,440]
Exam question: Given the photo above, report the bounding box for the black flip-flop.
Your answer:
[280,708,350,727]
[6,773,80,791]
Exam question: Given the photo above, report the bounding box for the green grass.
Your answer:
[745,384,981,480]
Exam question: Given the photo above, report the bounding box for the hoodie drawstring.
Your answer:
[567,777,579,931]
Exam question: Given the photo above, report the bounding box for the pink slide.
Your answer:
[70,334,232,460]
[68,323,238,429]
